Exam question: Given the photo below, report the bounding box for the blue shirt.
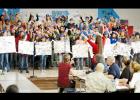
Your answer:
[110,38,118,44]
[108,63,120,79]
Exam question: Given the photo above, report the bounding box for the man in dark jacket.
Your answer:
[106,56,120,79]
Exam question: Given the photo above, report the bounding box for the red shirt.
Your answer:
[87,37,105,64]
[15,32,30,52]
[15,34,22,52]
[58,62,71,88]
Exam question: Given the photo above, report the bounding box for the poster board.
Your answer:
[35,42,52,55]
[0,36,16,53]
[72,44,88,58]
[18,41,34,55]
[54,40,71,53]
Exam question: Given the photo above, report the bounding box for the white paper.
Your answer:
[35,42,52,55]
[0,36,16,53]
[72,44,88,58]
[18,41,34,55]
[54,40,70,53]
[131,41,140,53]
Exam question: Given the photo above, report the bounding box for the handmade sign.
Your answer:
[131,41,140,53]
[72,44,88,58]
[35,42,52,55]
[113,42,131,57]
[18,41,34,55]
[54,40,71,53]
[0,36,16,53]
[103,42,115,58]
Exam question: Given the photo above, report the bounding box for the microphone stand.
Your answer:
[30,40,37,78]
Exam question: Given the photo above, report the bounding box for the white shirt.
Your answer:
[134,80,140,93]
[129,72,140,89]
[85,72,116,93]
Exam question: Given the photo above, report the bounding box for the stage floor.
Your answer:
[0,67,87,93]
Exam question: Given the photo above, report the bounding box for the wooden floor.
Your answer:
[29,77,82,90]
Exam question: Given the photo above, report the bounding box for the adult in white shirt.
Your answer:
[129,62,140,91]
[85,63,116,93]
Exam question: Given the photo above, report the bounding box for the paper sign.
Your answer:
[72,44,88,58]
[35,42,52,55]
[131,41,140,53]
[18,41,34,55]
[54,40,71,53]
[0,36,16,53]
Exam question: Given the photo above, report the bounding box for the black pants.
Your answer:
[59,88,64,93]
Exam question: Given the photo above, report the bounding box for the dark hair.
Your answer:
[124,60,131,67]
[28,14,34,22]
[111,31,118,38]
[6,84,19,93]
[135,32,140,37]
[36,14,39,21]
[136,53,140,64]
[115,55,124,68]
[0,15,4,21]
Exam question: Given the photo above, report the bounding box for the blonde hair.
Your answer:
[131,61,140,72]
[63,54,71,63]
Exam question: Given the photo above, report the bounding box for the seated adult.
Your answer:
[57,53,74,93]
[129,62,140,90]
[120,60,133,84]
[6,84,19,93]
[106,56,120,79]
[85,63,116,93]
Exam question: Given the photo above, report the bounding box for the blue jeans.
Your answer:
[0,54,2,69]
[40,55,48,70]
[76,58,84,70]
[9,53,16,69]
[20,55,28,70]
[1,53,10,71]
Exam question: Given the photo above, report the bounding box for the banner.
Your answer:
[54,40,71,53]
[18,41,34,55]
[35,42,52,55]
[0,36,16,53]
[72,44,88,58]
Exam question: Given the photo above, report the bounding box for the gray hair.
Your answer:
[107,56,115,63]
